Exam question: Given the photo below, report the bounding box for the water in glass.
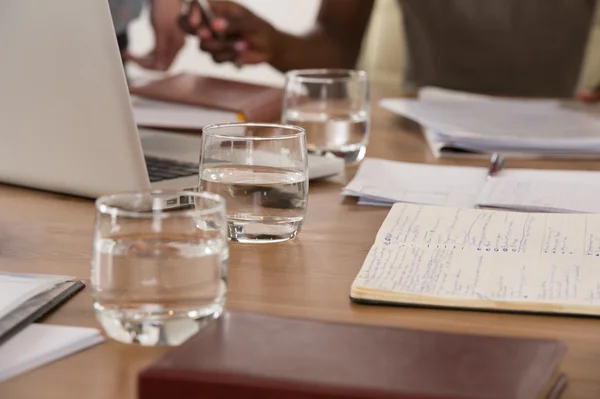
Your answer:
[283,108,368,163]
[91,191,228,346]
[200,123,309,243]
[282,69,370,163]
[200,164,308,243]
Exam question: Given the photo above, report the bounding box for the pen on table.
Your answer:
[487,152,504,179]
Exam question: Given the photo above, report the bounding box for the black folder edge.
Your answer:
[0,280,85,346]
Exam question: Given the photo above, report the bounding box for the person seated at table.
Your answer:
[109,0,186,70]
[193,0,599,99]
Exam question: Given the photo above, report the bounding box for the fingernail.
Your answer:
[212,18,228,31]
[234,41,248,52]
[199,28,211,39]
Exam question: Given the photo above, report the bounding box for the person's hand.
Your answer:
[577,86,600,103]
[576,80,600,103]
[197,1,281,65]
[125,0,186,70]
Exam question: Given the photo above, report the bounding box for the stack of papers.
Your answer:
[379,87,600,158]
[343,158,600,213]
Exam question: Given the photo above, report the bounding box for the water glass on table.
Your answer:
[91,190,228,346]
[282,69,370,163]
[199,122,308,244]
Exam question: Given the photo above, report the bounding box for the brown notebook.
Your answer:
[129,73,283,123]
[138,312,567,399]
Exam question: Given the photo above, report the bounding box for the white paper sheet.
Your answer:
[0,324,103,382]
[345,157,600,213]
[343,158,488,207]
[477,175,600,213]
[131,95,240,129]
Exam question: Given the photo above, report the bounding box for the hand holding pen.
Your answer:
[179,0,279,68]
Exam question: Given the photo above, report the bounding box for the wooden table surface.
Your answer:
[2,84,600,399]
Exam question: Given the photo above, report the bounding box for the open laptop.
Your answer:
[0,0,343,199]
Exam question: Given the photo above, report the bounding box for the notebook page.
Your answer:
[375,203,600,256]
[352,204,600,313]
[374,203,545,253]
[353,245,600,308]
[476,175,600,214]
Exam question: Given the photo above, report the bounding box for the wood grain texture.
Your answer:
[2,82,600,399]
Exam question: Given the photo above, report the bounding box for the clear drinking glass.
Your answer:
[199,122,308,244]
[91,190,228,346]
[282,69,370,163]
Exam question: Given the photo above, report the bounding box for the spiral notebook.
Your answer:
[350,202,600,317]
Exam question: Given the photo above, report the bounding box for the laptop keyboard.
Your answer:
[144,156,199,183]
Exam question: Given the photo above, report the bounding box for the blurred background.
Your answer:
[127,0,600,91]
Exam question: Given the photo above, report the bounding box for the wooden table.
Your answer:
[2,84,600,399]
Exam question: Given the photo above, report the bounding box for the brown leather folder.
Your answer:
[138,312,567,399]
[129,73,283,123]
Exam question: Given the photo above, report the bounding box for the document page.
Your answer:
[476,175,600,214]
[379,86,600,156]
[352,203,600,313]
[379,96,600,142]
[343,158,487,207]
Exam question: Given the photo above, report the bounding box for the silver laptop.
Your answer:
[0,0,343,199]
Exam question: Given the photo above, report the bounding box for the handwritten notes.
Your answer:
[352,203,600,315]
[375,203,600,257]
[376,204,542,254]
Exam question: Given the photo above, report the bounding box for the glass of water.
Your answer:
[91,190,228,346]
[199,122,308,244]
[282,69,370,163]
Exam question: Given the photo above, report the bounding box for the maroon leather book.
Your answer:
[138,312,567,399]
[129,73,283,123]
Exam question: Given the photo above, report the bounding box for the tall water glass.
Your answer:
[91,190,228,346]
[199,122,308,244]
[282,69,370,163]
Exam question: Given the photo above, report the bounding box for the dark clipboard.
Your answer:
[0,280,85,346]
